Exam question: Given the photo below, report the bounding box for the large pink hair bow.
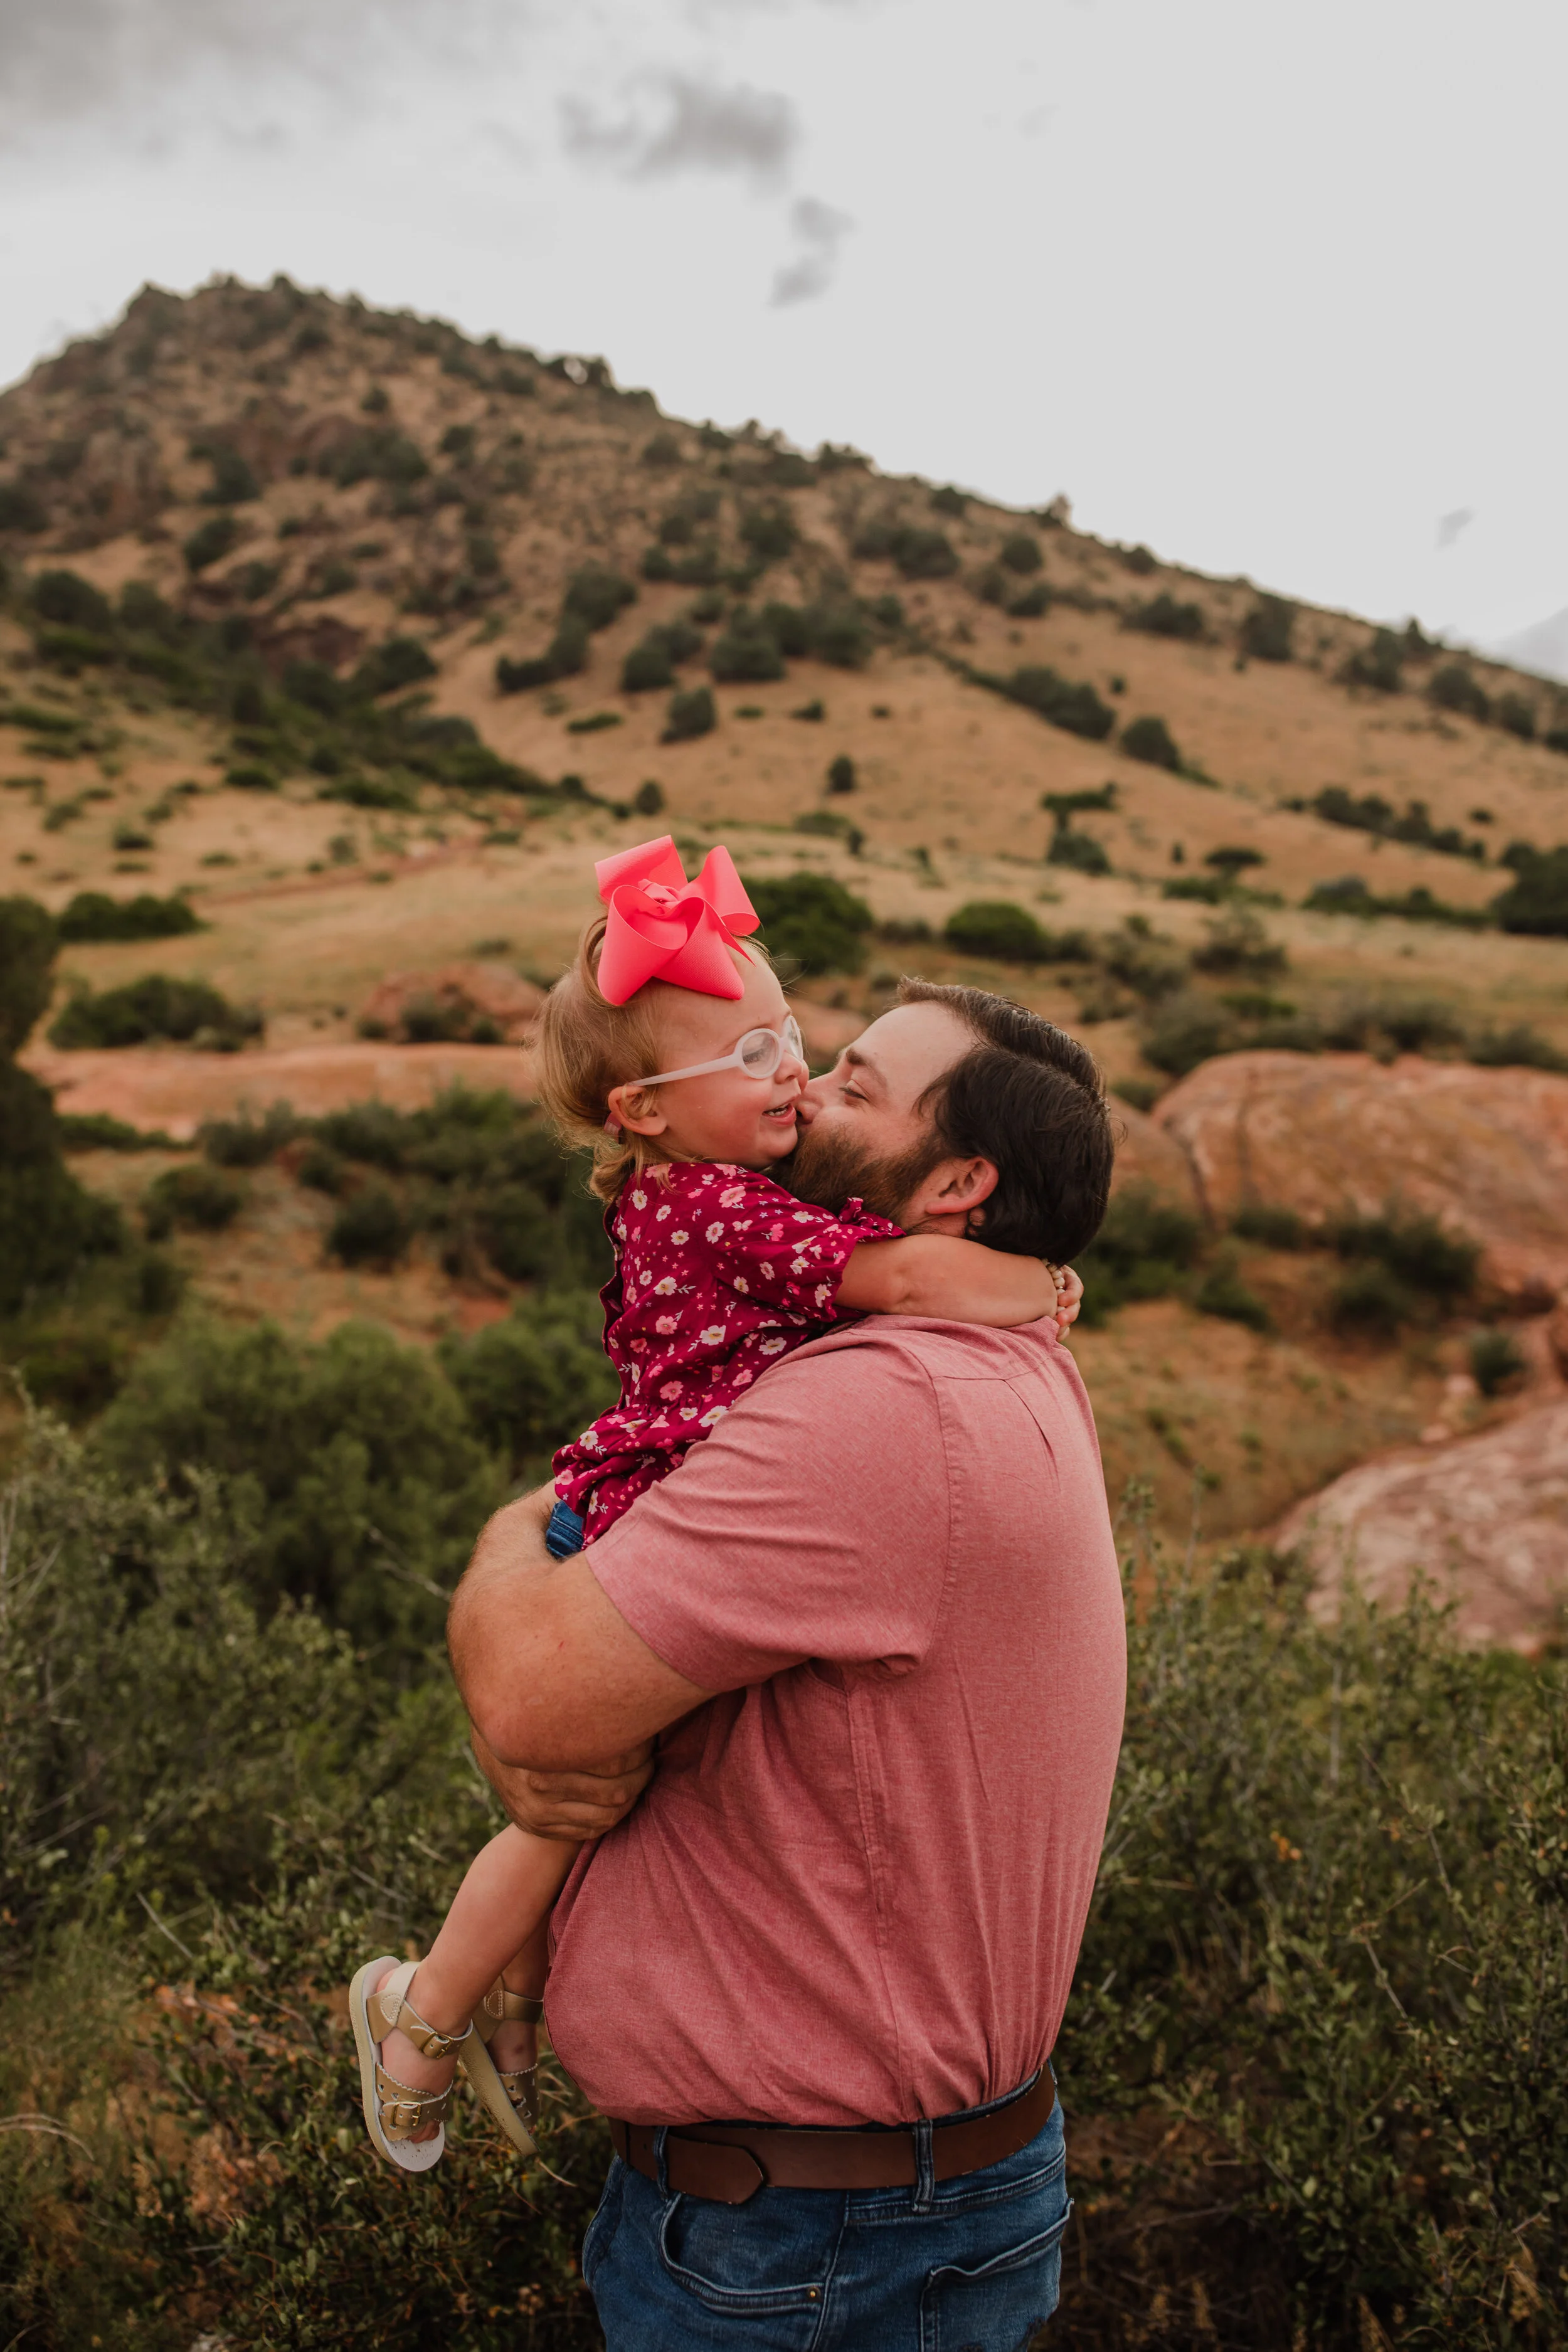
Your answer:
[593,835,760,1005]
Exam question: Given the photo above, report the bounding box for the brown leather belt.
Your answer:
[607,2070,1054,2206]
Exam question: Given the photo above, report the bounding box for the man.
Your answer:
[450,981,1126,2349]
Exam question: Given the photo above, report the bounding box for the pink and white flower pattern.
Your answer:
[553,1161,899,1539]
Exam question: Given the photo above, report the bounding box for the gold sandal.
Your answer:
[472,1978,545,2134]
[349,1955,470,2175]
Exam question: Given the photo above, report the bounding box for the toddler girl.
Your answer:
[350,839,1074,2172]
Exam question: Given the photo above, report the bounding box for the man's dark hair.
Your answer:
[899,980,1113,1261]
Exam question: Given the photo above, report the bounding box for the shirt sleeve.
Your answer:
[581,1328,951,1688]
[703,1171,903,1324]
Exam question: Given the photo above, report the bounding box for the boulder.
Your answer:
[1108,1101,1202,1207]
[1154,1051,1568,1298]
[1276,1397,1568,1651]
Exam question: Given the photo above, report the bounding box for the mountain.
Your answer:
[1493,604,1568,686]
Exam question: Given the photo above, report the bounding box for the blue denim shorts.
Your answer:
[545,1499,586,1559]
[581,2077,1071,2350]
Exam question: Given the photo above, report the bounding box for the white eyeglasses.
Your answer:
[640,1013,805,1089]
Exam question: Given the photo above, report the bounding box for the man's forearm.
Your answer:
[448,1482,714,1771]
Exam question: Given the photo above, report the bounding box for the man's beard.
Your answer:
[780,1120,946,1227]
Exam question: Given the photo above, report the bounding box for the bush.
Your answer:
[1191,908,1287,977]
[1238,593,1295,661]
[1307,786,1485,861]
[989,665,1116,741]
[1231,1201,1305,1249]
[1127,593,1205,640]
[793,810,864,854]
[352,635,438,696]
[1194,1254,1271,1331]
[199,1101,299,1167]
[642,430,683,467]
[746,871,874,974]
[738,506,797,565]
[1470,1328,1526,1396]
[57,889,202,943]
[1491,844,1568,937]
[1000,532,1042,575]
[1328,1205,1479,1299]
[1465,1020,1568,1073]
[49,974,262,1052]
[0,480,47,531]
[1429,661,1490,721]
[197,440,260,503]
[621,635,674,691]
[944,901,1046,961]
[562,566,636,632]
[1121,714,1182,769]
[326,1183,413,1270]
[330,428,428,489]
[632,778,665,815]
[1074,1185,1203,1322]
[144,1162,246,1237]
[183,514,240,573]
[827,753,856,795]
[1009,581,1050,618]
[709,624,785,684]
[1047,829,1110,876]
[439,1291,618,1476]
[1329,1258,1416,1337]
[1342,627,1404,692]
[33,568,114,633]
[1495,691,1537,741]
[852,518,959,578]
[662,684,716,743]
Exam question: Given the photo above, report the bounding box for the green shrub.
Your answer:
[1191,908,1287,977]
[709,623,785,683]
[196,440,260,503]
[662,684,716,742]
[1495,691,1537,741]
[1194,1253,1271,1330]
[183,514,240,573]
[852,518,960,578]
[793,810,864,853]
[0,480,47,531]
[1328,1258,1416,1337]
[57,1111,180,1152]
[33,568,114,633]
[1465,1020,1568,1073]
[352,635,437,696]
[738,506,797,565]
[827,753,856,795]
[495,651,555,693]
[1048,829,1110,876]
[930,484,967,516]
[562,566,636,632]
[330,428,428,489]
[1469,1328,1526,1396]
[944,901,1046,961]
[1127,593,1205,640]
[746,871,874,974]
[1238,593,1295,661]
[50,974,262,1052]
[622,635,674,691]
[1074,1185,1203,1322]
[632,778,665,815]
[642,430,683,467]
[1341,627,1404,691]
[1009,581,1050,618]
[1306,787,1485,861]
[1231,1201,1305,1249]
[56,889,201,942]
[327,1183,413,1269]
[1492,844,1568,936]
[1000,532,1042,575]
[1121,713,1182,769]
[144,1162,246,1237]
[1328,1205,1479,1300]
[439,1291,618,1476]
[199,1102,299,1167]
[1429,661,1490,721]
[988,665,1116,741]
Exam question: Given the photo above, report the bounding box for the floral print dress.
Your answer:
[552,1162,901,1544]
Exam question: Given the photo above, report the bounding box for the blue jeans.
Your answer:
[581,2087,1071,2350]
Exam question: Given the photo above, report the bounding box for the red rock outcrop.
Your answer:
[1276,1397,1568,1651]
[24,1042,536,1140]
[1154,1051,1568,1300]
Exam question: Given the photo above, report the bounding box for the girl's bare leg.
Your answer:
[369,1826,579,2138]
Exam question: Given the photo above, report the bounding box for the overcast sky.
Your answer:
[1,0,1563,652]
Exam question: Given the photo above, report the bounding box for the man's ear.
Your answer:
[607,1082,669,1140]
[903,1154,998,1234]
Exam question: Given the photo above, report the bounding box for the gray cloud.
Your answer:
[1436,507,1475,551]
[770,194,853,305]
[561,74,798,187]
[0,0,519,134]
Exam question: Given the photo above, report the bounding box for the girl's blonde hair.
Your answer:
[534,914,670,1202]
[536,913,770,1201]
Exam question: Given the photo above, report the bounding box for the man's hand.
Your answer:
[473,1729,656,1841]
